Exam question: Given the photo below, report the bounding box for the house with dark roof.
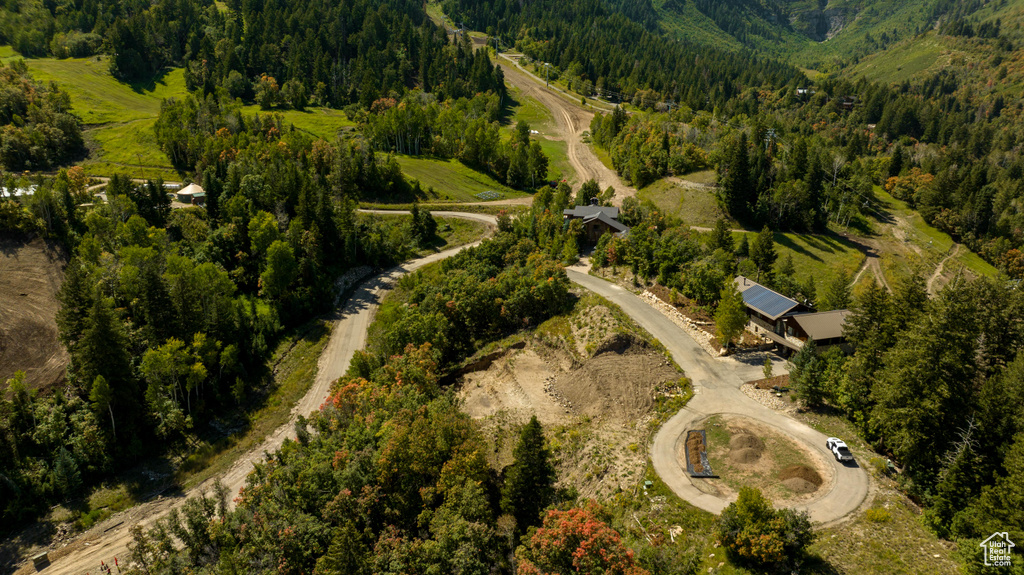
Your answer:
[734,276,851,353]
[563,200,629,243]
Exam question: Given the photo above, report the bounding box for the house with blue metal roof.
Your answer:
[734,276,851,353]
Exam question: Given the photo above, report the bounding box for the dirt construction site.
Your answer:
[0,235,68,392]
[687,414,835,506]
[459,301,685,498]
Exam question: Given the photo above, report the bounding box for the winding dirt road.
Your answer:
[10,213,496,575]
[497,55,637,205]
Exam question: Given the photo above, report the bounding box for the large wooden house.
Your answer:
[734,276,851,353]
[563,200,629,243]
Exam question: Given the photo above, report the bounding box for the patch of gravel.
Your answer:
[640,290,722,357]
[740,383,795,412]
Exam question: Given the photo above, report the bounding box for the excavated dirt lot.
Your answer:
[459,304,682,498]
[0,235,68,391]
[686,414,834,506]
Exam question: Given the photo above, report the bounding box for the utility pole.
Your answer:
[544,62,551,87]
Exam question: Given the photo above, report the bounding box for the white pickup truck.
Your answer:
[826,437,854,462]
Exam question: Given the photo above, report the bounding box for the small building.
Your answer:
[176,183,205,205]
[734,276,850,353]
[563,200,629,243]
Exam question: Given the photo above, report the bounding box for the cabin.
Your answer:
[563,200,629,243]
[734,276,851,354]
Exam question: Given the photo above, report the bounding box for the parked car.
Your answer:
[826,437,854,462]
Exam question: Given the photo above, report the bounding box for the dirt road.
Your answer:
[11,214,494,575]
[497,55,636,205]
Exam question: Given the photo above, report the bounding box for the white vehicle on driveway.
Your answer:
[826,437,854,462]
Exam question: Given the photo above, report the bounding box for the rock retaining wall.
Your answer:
[640,291,723,357]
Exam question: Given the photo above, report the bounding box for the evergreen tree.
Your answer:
[889,144,905,178]
[819,271,851,311]
[719,132,752,221]
[790,340,825,408]
[715,282,747,350]
[709,218,734,252]
[500,416,555,534]
[749,226,777,284]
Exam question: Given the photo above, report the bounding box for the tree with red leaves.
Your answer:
[516,502,649,575]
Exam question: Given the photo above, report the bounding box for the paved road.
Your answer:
[567,270,870,524]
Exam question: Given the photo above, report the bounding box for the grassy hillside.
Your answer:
[651,0,965,73]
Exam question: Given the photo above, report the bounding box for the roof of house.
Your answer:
[177,183,205,196]
[563,205,619,220]
[582,211,629,234]
[789,310,851,341]
[734,276,801,320]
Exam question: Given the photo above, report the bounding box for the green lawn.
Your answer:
[638,178,734,228]
[394,155,530,202]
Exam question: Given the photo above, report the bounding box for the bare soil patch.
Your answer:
[691,414,834,506]
[748,374,791,390]
[458,306,682,498]
[0,235,68,392]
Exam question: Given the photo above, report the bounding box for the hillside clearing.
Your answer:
[0,235,68,392]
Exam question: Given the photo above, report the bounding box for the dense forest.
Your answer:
[443,0,802,109]
[0,103,450,529]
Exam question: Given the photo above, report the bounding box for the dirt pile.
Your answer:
[779,465,823,494]
[0,235,67,391]
[729,433,765,464]
[686,431,706,474]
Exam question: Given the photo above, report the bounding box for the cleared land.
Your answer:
[0,235,68,392]
[459,295,687,499]
[638,177,733,228]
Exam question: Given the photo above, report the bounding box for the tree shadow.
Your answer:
[128,67,174,95]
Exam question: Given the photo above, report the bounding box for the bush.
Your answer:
[717,487,814,569]
[865,507,892,523]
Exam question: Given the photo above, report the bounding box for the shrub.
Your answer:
[865,507,892,523]
[717,487,814,569]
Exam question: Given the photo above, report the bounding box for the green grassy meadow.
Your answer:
[394,155,530,202]
[238,104,357,141]
[637,178,734,228]
[25,56,187,124]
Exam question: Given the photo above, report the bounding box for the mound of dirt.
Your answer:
[778,465,823,494]
[730,433,764,451]
[730,448,761,464]
[727,432,764,464]
[0,235,67,392]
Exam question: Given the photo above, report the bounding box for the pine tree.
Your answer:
[819,271,851,311]
[750,226,777,284]
[709,218,734,252]
[719,132,752,220]
[500,416,555,534]
[715,282,747,350]
[790,340,825,408]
